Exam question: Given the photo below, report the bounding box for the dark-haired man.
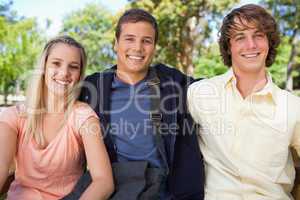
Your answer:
[64,8,204,200]
[188,4,300,200]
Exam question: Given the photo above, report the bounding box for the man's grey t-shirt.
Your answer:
[109,75,163,168]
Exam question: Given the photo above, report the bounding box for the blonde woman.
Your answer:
[0,36,114,200]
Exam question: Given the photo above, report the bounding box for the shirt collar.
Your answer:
[222,68,277,105]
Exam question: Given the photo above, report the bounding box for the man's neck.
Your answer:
[232,67,268,99]
[116,69,148,85]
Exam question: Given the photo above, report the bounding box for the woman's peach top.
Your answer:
[0,102,97,200]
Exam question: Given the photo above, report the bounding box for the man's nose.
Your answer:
[245,36,257,49]
[133,40,143,51]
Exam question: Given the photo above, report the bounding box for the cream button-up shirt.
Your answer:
[187,69,300,200]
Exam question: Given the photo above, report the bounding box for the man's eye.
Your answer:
[255,34,265,38]
[125,38,134,41]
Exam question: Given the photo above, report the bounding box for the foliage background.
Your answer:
[0,0,299,197]
[0,0,299,105]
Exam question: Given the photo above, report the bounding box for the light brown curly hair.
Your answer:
[218,4,280,67]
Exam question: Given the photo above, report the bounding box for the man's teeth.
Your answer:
[243,53,259,58]
[55,80,70,85]
[128,55,143,60]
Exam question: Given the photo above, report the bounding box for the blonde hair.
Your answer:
[25,35,87,146]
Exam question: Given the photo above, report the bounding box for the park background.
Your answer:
[0,0,299,106]
[1,0,300,199]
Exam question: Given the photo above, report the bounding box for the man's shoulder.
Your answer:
[85,72,101,81]
[189,73,226,92]
[84,69,114,83]
[153,63,193,84]
[275,85,300,105]
[154,63,185,76]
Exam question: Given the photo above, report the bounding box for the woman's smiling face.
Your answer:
[44,43,82,98]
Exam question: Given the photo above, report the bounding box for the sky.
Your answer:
[11,0,128,36]
[11,0,259,37]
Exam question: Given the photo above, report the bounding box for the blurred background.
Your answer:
[0,0,299,107]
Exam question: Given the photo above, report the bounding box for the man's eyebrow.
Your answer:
[231,32,244,38]
[254,30,265,34]
[122,34,154,40]
[122,34,136,37]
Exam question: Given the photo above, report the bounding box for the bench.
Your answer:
[1,169,300,199]
[2,152,300,198]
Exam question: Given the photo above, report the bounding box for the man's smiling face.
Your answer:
[229,18,269,74]
[114,21,156,83]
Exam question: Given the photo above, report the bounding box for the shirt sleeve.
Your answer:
[72,103,99,134]
[292,121,300,156]
[291,96,300,156]
[0,106,19,134]
[187,81,203,125]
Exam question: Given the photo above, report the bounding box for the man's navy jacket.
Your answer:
[65,63,205,200]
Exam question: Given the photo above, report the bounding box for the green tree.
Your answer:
[268,36,291,88]
[194,42,227,79]
[263,0,300,90]
[0,0,43,105]
[128,0,239,76]
[61,3,115,74]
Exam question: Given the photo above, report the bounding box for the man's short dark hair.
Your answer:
[219,4,280,67]
[115,8,159,43]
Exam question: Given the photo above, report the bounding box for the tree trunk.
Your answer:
[179,17,198,76]
[285,29,299,91]
[186,64,194,77]
[4,91,8,105]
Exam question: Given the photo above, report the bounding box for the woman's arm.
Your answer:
[0,122,17,190]
[79,117,114,200]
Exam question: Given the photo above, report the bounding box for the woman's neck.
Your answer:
[44,92,67,114]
